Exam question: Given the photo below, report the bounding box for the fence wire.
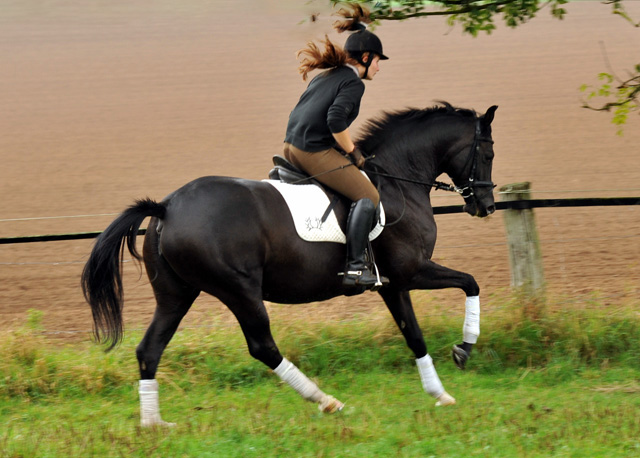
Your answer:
[3,231,640,266]
[1,194,638,337]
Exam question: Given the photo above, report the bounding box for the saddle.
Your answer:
[268,155,383,225]
[268,155,318,185]
[264,155,385,244]
[268,155,340,226]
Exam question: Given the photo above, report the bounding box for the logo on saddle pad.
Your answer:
[264,180,385,243]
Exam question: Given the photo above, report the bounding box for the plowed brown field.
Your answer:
[1,1,638,342]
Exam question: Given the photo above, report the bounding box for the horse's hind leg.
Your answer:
[136,245,200,427]
[221,287,344,413]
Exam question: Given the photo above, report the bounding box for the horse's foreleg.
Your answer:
[452,296,480,369]
[378,288,456,407]
[227,291,344,413]
[409,260,481,370]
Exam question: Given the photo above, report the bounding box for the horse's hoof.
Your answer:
[141,420,176,428]
[435,392,456,407]
[319,396,344,413]
[452,344,469,370]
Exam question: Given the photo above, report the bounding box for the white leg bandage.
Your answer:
[273,358,344,412]
[463,295,480,344]
[274,358,325,403]
[416,354,444,398]
[139,379,175,427]
[416,354,456,406]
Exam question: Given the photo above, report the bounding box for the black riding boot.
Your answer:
[342,198,388,289]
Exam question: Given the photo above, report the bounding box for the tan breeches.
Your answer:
[283,143,379,207]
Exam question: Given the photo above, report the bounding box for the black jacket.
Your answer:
[285,66,365,152]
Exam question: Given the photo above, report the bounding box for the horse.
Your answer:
[81,102,498,426]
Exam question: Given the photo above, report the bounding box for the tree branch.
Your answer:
[329,1,638,131]
[368,1,517,20]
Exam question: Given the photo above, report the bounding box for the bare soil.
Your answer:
[1,1,638,342]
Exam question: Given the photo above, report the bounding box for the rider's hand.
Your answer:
[350,147,366,169]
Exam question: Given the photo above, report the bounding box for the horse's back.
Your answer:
[159,176,283,249]
[150,176,347,302]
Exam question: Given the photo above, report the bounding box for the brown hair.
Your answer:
[295,4,372,81]
[296,35,352,81]
[333,3,372,33]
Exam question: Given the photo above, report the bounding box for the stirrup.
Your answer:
[341,265,388,291]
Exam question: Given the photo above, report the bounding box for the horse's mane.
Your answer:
[358,101,477,153]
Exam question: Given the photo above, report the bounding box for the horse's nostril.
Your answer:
[486,205,496,215]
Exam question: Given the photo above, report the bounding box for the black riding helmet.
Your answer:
[344,29,389,78]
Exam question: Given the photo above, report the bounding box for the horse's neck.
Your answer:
[371,127,458,228]
[374,140,445,187]
[372,149,438,228]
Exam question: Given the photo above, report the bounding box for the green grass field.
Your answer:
[2,296,639,457]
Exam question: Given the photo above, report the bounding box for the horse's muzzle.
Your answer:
[464,201,495,218]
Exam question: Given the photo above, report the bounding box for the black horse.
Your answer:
[82,102,497,426]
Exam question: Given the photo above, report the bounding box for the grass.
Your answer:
[1,294,640,457]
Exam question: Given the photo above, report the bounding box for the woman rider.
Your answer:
[284,27,388,289]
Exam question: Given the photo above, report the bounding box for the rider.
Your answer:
[284,25,388,289]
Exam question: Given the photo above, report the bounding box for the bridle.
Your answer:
[454,117,496,201]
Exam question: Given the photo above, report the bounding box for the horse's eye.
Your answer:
[483,151,494,163]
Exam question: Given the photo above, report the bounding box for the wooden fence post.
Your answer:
[499,182,545,302]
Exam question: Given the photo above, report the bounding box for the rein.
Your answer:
[364,168,460,194]
[286,162,355,185]
[285,157,461,194]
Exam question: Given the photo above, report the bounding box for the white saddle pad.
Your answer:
[264,179,385,243]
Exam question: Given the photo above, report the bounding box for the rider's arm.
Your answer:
[327,76,364,154]
[331,129,356,154]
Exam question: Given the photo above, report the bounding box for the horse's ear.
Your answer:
[482,105,498,126]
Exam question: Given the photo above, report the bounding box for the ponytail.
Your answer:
[333,3,372,33]
[296,35,350,81]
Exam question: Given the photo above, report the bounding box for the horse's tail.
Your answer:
[81,198,166,351]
